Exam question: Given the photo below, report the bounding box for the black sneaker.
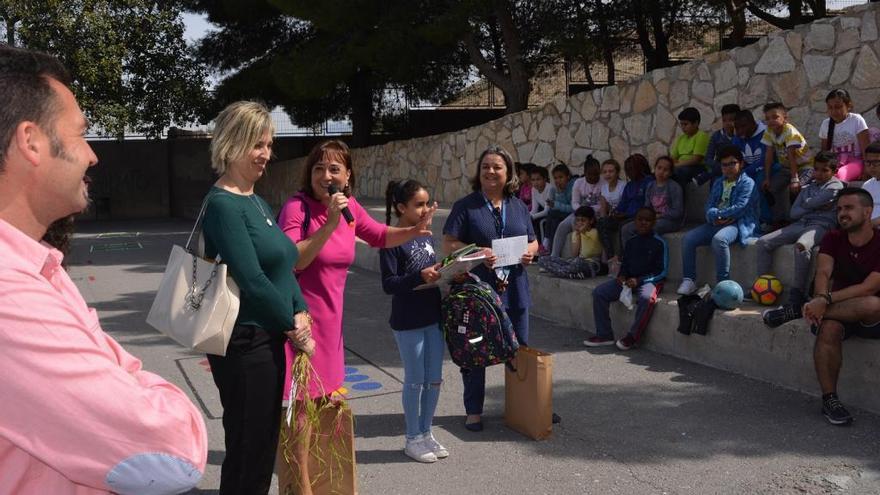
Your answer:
[822,395,853,426]
[762,304,802,328]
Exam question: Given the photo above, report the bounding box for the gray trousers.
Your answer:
[551,214,575,257]
[754,221,828,294]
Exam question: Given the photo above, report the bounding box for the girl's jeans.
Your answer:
[393,323,444,439]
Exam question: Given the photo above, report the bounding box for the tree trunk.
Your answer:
[724,0,747,47]
[595,3,615,84]
[580,54,596,88]
[647,1,670,70]
[349,68,373,148]
[462,0,531,114]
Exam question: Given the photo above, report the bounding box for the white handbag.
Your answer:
[147,197,240,356]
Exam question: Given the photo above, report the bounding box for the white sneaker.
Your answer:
[677,278,697,295]
[421,432,449,459]
[404,436,437,463]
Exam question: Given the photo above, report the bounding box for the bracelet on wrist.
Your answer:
[295,310,313,326]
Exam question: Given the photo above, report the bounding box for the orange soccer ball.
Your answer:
[751,274,783,306]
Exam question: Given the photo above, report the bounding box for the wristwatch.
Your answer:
[820,292,832,305]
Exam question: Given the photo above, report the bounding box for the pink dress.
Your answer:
[278,194,387,400]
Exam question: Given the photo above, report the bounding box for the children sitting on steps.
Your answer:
[762,102,813,206]
[585,207,668,351]
[819,89,871,182]
[622,155,683,242]
[551,156,603,257]
[671,107,710,189]
[537,206,608,279]
[860,142,880,227]
[597,154,653,261]
[528,166,555,252]
[677,146,760,295]
[544,163,574,253]
[757,151,844,328]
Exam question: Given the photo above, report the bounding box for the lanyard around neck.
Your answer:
[482,194,506,238]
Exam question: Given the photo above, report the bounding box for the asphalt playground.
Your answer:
[67,219,880,495]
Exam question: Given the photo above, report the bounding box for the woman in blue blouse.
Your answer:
[442,145,540,432]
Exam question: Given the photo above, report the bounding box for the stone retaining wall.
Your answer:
[258,3,880,208]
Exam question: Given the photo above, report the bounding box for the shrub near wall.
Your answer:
[259,3,880,207]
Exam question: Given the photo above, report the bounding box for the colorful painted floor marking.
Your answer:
[344,365,382,392]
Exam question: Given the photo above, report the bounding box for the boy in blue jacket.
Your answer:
[586,207,668,350]
[677,146,760,295]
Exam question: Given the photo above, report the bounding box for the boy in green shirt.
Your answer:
[671,107,711,190]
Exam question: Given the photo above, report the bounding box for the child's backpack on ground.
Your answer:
[441,279,519,369]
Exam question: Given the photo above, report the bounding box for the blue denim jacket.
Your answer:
[704,173,760,245]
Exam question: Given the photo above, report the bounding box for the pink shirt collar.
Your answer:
[0,218,65,277]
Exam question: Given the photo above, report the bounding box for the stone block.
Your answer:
[862,10,878,41]
[608,113,623,135]
[599,85,620,112]
[835,29,862,54]
[852,45,880,89]
[829,49,858,86]
[741,75,769,110]
[512,125,527,145]
[714,60,738,94]
[692,81,715,104]
[786,31,803,60]
[555,127,575,163]
[670,80,690,109]
[804,22,835,52]
[654,105,677,144]
[619,83,636,114]
[770,68,807,109]
[533,142,555,166]
[537,115,556,141]
[574,123,590,148]
[516,142,536,162]
[591,124,610,151]
[633,80,658,114]
[624,113,654,146]
[803,54,833,86]
[610,136,629,161]
[732,43,760,66]
[755,40,796,74]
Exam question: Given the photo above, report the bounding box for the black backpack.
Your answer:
[441,280,519,369]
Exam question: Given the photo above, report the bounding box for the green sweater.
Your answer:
[202,187,307,335]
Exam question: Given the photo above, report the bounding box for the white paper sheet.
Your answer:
[491,235,528,268]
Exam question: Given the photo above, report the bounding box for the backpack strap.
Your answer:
[277,191,312,241]
[824,119,836,152]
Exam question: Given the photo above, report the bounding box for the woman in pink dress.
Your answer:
[276,139,434,491]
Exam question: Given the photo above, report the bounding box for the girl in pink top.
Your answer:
[277,140,435,490]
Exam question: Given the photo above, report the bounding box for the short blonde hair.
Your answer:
[210,101,274,175]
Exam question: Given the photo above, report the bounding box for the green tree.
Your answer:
[187,0,469,147]
[0,0,208,138]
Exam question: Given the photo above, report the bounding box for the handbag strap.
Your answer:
[185,191,222,263]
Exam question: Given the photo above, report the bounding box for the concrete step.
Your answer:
[523,270,880,415]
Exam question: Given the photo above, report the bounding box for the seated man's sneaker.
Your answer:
[822,394,853,426]
[762,304,802,328]
[583,335,615,347]
[677,278,697,295]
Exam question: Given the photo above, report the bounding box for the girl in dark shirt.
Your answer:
[379,179,448,463]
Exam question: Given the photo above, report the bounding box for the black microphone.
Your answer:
[327,184,355,227]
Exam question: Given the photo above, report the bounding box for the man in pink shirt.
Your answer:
[0,45,207,494]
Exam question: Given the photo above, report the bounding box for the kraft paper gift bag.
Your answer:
[278,400,358,495]
[504,346,553,440]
